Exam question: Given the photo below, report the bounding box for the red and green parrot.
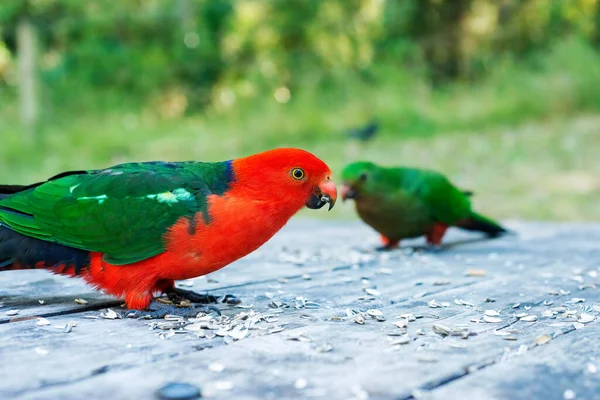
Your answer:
[0,148,337,317]
[340,161,507,250]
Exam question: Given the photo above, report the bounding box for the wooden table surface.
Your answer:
[1,220,599,400]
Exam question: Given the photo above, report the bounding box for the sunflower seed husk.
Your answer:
[567,298,585,304]
[520,315,538,322]
[394,319,408,328]
[364,288,381,296]
[101,308,119,319]
[389,336,411,345]
[483,316,502,323]
[367,309,383,318]
[38,300,46,305]
[485,310,500,317]
[502,335,518,341]
[587,363,598,374]
[512,303,521,309]
[432,323,452,336]
[578,313,595,323]
[534,334,552,345]
[5,309,19,316]
[74,298,88,305]
[209,363,225,372]
[354,314,365,325]
[36,318,51,326]
[465,268,487,277]
[515,312,528,318]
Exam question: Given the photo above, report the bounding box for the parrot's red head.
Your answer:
[232,148,337,212]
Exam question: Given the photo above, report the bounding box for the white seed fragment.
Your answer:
[367,309,383,317]
[578,313,595,323]
[294,378,308,390]
[534,334,551,345]
[74,298,88,305]
[394,319,408,328]
[101,308,119,319]
[38,300,46,305]
[574,322,585,330]
[364,288,381,296]
[520,315,538,322]
[390,336,411,345]
[542,310,554,318]
[214,381,234,391]
[209,363,225,372]
[36,318,51,326]
[587,363,598,374]
[483,315,502,323]
[563,389,576,400]
[354,314,365,325]
[5,309,19,316]
[485,310,500,317]
[35,347,49,355]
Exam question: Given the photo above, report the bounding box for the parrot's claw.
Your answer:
[167,287,242,305]
[124,301,221,320]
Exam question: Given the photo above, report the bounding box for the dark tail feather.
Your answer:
[0,226,90,274]
[456,212,512,237]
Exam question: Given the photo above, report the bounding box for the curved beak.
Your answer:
[340,183,356,201]
[306,179,337,211]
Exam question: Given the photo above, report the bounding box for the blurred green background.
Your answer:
[1,0,599,221]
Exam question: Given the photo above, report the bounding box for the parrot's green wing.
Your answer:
[396,168,472,225]
[0,161,233,265]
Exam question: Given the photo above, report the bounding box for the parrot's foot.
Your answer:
[124,301,221,320]
[167,287,242,305]
[425,244,444,253]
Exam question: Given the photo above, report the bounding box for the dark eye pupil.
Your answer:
[360,173,367,181]
[294,169,303,178]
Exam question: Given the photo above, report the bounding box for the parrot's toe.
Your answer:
[167,287,241,305]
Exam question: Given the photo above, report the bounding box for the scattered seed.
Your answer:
[35,347,49,355]
[574,322,585,330]
[354,314,365,325]
[214,381,234,391]
[5,309,19,316]
[301,274,311,280]
[294,378,308,390]
[465,268,487,277]
[314,343,333,353]
[560,289,571,295]
[209,362,225,372]
[36,318,51,326]
[364,288,381,296]
[543,300,554,306]
[587,363,598,374]
[74,298,88,305]
[100,308,119,319]
[563,389,576,400]
[483,316,502,323]
[515,312,528,318]
[38,300,46,305]
[367,309,383,318]
[389,336,411,345]
[484,310,500,317]
[542,310,554,318]
[512,303,520,309]
[432,323,452,336]
[394,320,408,328]
[520,315,538,322]
[578,313,595,323]
[534,334,552,345]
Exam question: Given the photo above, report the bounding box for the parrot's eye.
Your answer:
[359,173,368,181]
[291,168,305,180]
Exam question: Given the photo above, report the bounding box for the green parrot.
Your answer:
[340,161,508,249]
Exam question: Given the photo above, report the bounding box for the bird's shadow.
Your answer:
[374,233,515,253]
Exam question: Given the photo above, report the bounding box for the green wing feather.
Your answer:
[397,168,472,225]
[0,161,232,265]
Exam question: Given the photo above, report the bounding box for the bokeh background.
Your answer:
[1,0,599,221]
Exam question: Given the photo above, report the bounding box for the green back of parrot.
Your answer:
[0,161,234,265]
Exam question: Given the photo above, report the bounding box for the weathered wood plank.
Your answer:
[1,221,599,399]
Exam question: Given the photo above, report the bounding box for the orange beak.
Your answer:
[306,178,337,211]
